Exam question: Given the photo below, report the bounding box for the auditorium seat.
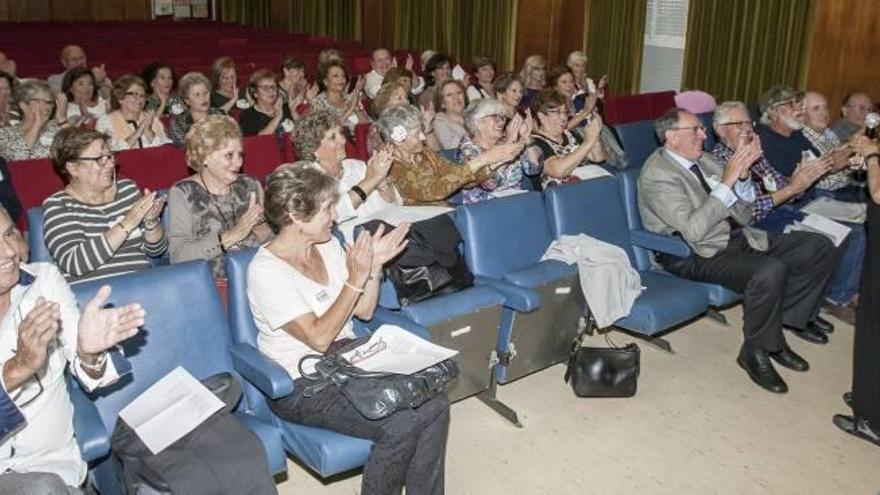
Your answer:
[8,158,62,214]
[544,176,711,350]
[68,261,286,493]
[617,169,742,322]
[116,145,189,192]
[603,90,676,125]
[242,134,284,181]
[697,111,717,151]
[614,119,659,169]
[26,207,51,263]
[456,192,587,394]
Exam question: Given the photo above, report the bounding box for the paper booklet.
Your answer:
[785,213,851,247]
[801,197,867,224]
[342,325,458,375]
[118,367,224,455]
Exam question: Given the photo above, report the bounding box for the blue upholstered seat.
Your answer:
[613,120,660,169]
[68,260,286,493]
[543,177,711,335]
[456,192,586,384]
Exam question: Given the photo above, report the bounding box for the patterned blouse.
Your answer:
[167,174,267,278]
[456,138,541,203]
[388,149,493,206]
[801,125,854,191]
[0,121,60,161]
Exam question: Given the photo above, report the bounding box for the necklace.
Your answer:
[199,171,237,230]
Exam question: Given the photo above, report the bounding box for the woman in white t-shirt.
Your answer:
[247,165,450,495]
[291,110,402,223]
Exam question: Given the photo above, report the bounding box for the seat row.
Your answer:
[65,174,742,490]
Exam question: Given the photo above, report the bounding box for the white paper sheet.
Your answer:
[570,165,613,181]
[786,213,851,247]
[118,367,224,454]
[801,197,867,224]
[342,325,458,375]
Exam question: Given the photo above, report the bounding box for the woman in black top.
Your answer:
[835,140,880,447]
[238,69,296,137]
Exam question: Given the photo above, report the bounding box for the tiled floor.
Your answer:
[276,306,880,494]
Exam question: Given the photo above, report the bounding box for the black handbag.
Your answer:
[298,336,459,420]
[564,332,640,398]
[363,217,474,307]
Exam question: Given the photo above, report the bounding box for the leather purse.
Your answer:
[298,337,459,420]
[564,333,640,398]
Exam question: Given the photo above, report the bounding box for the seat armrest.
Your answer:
[230,343,294,399]
[474,276,541,312]
[67,375,110,462]
[364,308,433,341]
[630,229,692,258]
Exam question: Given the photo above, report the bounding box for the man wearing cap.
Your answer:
[832,93,874,142]
[638,107,837,394]
[755,85,822,177]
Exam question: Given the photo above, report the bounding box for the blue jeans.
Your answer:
[755,202,864,305]
[810,188,867,304]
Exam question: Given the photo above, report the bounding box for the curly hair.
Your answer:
[291,110,341,161]
[317,59,348,93]
[61,67,97,103]
[184,114,242,171]
[432,79,468,113]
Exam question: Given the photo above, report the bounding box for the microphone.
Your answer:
[865,112,879,139]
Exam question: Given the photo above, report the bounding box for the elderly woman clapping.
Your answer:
[169,72,225,148]
[380,104,521,205]
[457,98,537,203]
[43,126,167,283]
[96,74,170,151]
[0,79,64,160]
[293,110,399,222]
[249,165,450,495]
[167,114,271,277]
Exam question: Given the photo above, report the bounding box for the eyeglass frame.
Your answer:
[669,124,706,133]
[76,153,117,166]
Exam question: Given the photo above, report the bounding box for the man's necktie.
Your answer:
[689,162,743,236]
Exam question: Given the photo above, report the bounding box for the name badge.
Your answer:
[762,174,778,192]
[315,290,330,303]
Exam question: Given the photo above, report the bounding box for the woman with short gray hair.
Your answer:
[379,104,520,205]
[457,98,536,203]
[249,164,450,495]
[0,79,64,160]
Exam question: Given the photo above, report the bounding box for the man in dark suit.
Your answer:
[638,108,838,393]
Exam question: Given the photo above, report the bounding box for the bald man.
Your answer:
[832,93,874,142]
[47,45,110,99]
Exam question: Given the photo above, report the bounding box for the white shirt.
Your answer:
[248,240,355,379]
[66,96,108,121]
[0,263,124,486]
[665,149,756,207]
[364,70,385,99]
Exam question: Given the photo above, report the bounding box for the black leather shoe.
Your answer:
[737,346,788,393]
[833,414,880,448]
[785,325,829,345]
[769,345,809,372]
[844,391,853,408]
[812,317,835,334]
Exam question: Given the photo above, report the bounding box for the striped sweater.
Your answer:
[43,179,167,284]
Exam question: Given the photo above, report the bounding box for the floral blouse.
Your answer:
[456,138,541,203]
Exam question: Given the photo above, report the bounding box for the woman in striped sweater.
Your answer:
[43,126,167,284]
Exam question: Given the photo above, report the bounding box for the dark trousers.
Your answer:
[658,231,837,352]
[271,380,450,495]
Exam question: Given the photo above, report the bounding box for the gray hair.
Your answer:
[567,51,588,67]
[654,107,685,144]
[377,104,422,142]
[12,79,53,108]
[178,71,211,100]
[713,101,748,126]
[463,98,507,135]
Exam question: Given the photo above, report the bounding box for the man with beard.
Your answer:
[756,86,821,177]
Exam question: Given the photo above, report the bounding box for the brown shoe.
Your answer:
[822,301,856,326]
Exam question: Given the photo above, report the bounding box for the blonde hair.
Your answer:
[184,114,241,171]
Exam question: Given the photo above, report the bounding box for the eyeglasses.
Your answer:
[545,107,571,118]
[717,120,755,128]
[257,85,279,92]
[29,98,53,105]
[124,91,147,99]
[77,153,117,166]
[669,125,706,133]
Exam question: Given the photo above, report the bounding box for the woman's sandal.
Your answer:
[833,414,880,448]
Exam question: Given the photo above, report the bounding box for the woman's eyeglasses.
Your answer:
[77,153,117,166]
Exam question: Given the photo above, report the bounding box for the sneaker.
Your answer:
[822,300,856,326]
